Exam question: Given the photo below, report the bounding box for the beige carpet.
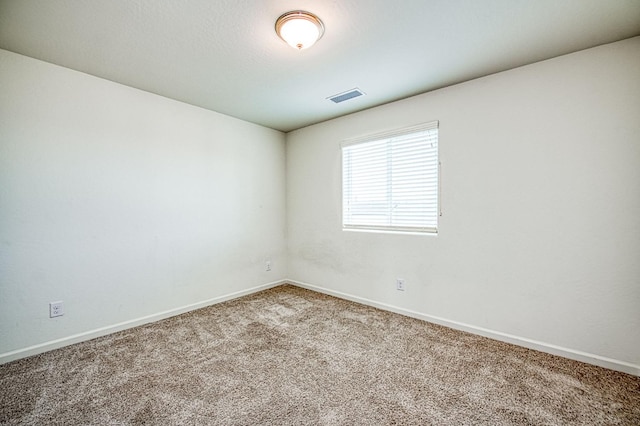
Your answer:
[1,285,638,425]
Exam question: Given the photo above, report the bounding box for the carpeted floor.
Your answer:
[1,284,639,425]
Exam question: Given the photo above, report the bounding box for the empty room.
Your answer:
[1,1,639,424]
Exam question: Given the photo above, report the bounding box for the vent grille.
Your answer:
[328,88,365,104]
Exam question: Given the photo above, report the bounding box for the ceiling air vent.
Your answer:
[328,88,365,104]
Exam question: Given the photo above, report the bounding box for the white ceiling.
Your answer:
[1,0,639,132]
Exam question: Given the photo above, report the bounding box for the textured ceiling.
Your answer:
[1,0,639,132]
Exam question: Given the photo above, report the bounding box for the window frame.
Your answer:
[341,121,440,235]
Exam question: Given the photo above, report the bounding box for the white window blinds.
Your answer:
[342,121,439,234]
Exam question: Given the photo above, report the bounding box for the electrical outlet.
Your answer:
[396,279,405,291]
[50,301,64,318]
[265,260,272,271]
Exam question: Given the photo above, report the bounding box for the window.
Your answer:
[342,121,439,234]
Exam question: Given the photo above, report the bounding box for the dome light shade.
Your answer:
[275,11,324,50]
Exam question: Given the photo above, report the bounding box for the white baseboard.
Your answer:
[0,279,287,365]
[4,278,638,377]
[287,279,640,377]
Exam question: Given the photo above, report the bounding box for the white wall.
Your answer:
[0,49,287,359]
[2,37,639,374]
[287,37,640,373]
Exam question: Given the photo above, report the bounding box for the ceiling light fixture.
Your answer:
[275,11,324,50]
